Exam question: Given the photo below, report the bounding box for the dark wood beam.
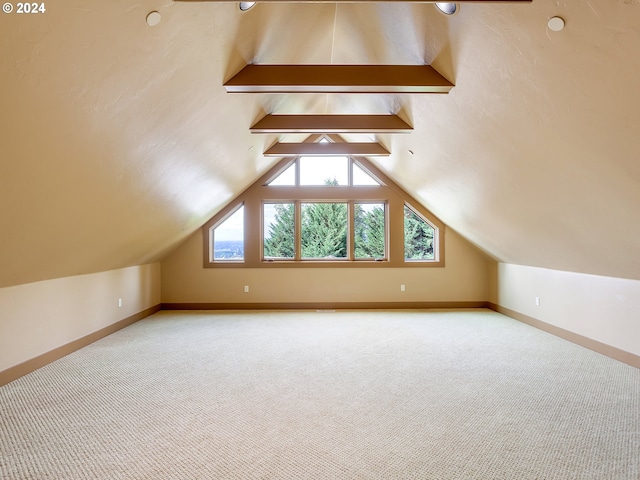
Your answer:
[264,142,390,157]
[224,65,453,94]
[251,115,412,134]
[179,0,530,3]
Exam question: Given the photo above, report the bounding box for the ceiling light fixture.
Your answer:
[146,11,162,26]
[239,1,256,11]
[435,3,457,15]
[547,16,565,32]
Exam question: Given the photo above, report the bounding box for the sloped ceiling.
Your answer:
[1,0,639,289]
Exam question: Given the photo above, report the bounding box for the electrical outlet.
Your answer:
[400,284,405,292]
[244,285,249,293]
[118,298,123,308]
[535,296,540,306]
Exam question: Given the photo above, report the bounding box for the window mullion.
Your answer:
[295,200,301,261]
[348,201,355,260]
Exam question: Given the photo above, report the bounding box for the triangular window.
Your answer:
[404,204,436,261]
[353,162,381,186]
[267,162,296,186]
[210,205,244,261]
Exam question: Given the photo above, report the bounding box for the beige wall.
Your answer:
[0,264,161,372]
[162,227,491,304]
[492,263,640,357]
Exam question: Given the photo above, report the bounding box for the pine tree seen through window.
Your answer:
[404,204,435,260]
[263,203,294,259]
[301,201,348,259]
[355,203,385,259]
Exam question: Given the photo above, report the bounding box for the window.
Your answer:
[404,204,435,261]
[301,202,348,259]
[261,199,387,262]
[355,203,386,260]
[263,203,295,259]
[268,163,296,186]
[203,135,444,268]
[353,162,381,186]
[210,205,244,262]
[268,156,379,188]
[300,156,348,186]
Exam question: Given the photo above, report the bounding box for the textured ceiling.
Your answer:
[1,0,639,288]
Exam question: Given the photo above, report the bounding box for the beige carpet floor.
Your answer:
[0,309,638,479]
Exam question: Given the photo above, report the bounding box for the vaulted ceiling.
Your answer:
[1,0,639,288]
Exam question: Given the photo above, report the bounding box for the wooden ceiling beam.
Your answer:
[224,65,453,94]
[179,0,530,3]
[251,115,412,134]
[264,142,389,157]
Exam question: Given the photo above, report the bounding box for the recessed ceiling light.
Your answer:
[239,2,256,11]
[435,3,457,16]
[146,11,161,27]
[547,16,565,32]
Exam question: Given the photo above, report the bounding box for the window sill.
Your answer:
[206,260,443,268]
